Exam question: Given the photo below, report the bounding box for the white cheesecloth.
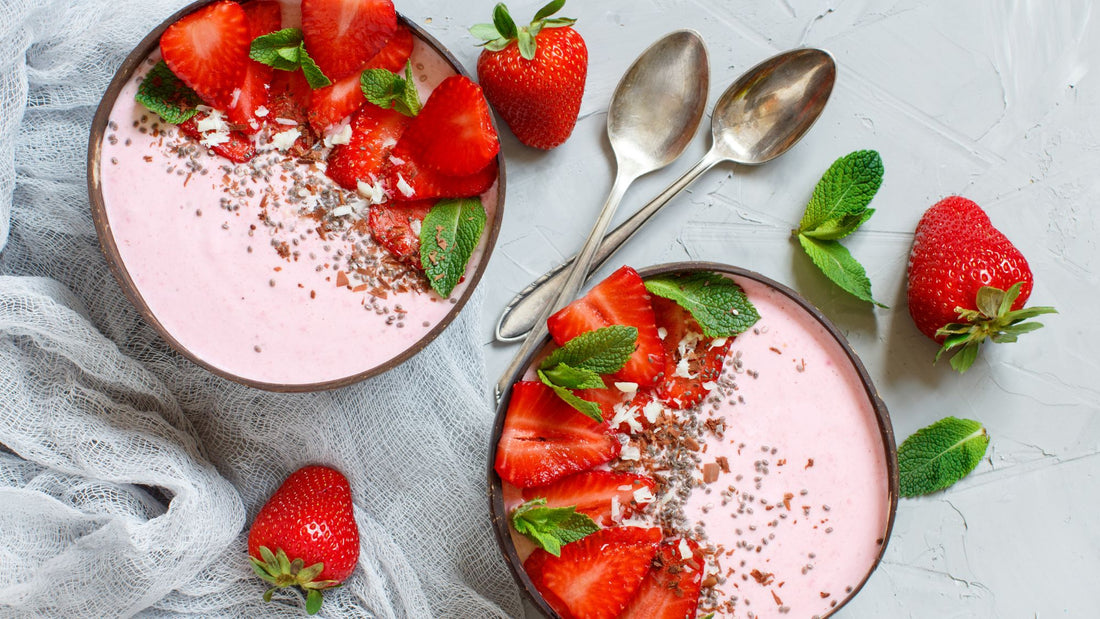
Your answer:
[0,0,523,617]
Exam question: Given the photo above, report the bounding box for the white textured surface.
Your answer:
[399,0,1100,616]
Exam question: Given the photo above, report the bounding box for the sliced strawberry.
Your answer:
[179,115,255,163]
[619,539,705,619]
[368,199,434,268]
[525,526,662,619]
[325,104,411,191]
[266,70,319,155]
[227,0,282,132]
[547,266,666,387]
[651,296,732,409]
[382,144,498,201]
[307,25,414,133]
[495,381,621,488]
[398,75,500,176]
[242,0,282,34]
[301,0,397,81]
[522,470,656,526]
[574,378,629,425]
[160,1,250,110]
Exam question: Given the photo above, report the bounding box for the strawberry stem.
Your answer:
[934,282,1057,373]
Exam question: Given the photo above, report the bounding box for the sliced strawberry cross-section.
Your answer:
[325,103,411,191]
[398,75,500,177]
[382,143,498,201]
[160,0,251,110]
[525,526,662,619]
[522,470,656,527]
[368,199,435,268]
[308,25,414,133]
[651,296,732,410]
[227,0,283,132]
[619,538,705,619]
[547,266,666,387]
[494,381,621,488]
[301,0,397,82]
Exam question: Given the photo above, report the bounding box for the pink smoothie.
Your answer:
[502,273,892,618]
[97,29,498,388]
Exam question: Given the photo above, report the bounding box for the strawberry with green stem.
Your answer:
[906,196,1056,372]
[471,0,587,149]
[248,465,360,615]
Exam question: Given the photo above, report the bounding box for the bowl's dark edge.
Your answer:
[87,2,506,393]
[487,261,899,618]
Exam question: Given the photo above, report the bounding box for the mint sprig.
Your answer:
[250,28,332,89]
[898,416,989,497]
[420,198,487,298]
[134,61,201,124]
[644,272,759,338]
[794,150,886,307]
[510,498,599,557]
[537,325,638,422]
[360,62,421,117]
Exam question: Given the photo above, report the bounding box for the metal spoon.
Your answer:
[494,30,709,400]
[495,48,837,342]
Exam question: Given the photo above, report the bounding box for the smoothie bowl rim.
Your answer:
[487,260,899,618]
[87,0,507,392]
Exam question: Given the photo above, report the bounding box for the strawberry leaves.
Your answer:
[249,546,340,615]
[898,417,989,496]
[511,498,599,557]
[250,28,332,89]
[472,1,577,59]
[935,282,1058,373]
[644,272,759,338]
[794,150,886,307]
[419,198,487,298]
[135,61,202,124]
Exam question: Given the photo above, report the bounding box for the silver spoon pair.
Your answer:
[495,32,836,398]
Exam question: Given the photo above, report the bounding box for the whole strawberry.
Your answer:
[248,465,360,615]
[471,0,588,149]
[906,196,1056,372]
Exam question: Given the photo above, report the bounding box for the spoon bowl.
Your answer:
[713,48,836,165]
[494,48,837,342]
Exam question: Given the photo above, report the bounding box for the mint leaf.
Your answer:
[538,364,605,390]
[298,46,332,89]
[543,380,604,422]
[134,61,201,124]
[644,272,760,338]
[798,150,883,240]
[361,62,421,117]
[540,325,638,375]
[899,417,989,497]
[511,498,599,557]
[250,28,305,71]
[250,29,332,88]
[420,198,487,298]
[797,234,887,307]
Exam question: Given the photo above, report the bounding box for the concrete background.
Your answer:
[406,0,1100,616]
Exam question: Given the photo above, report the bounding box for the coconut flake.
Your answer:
[642,399,662,424]
[324,122,353,147]
[633,486,655,504]
[395,174,415,197]
[673,356,695,379]
[678,538,693,560]
[330,205,353,217]
[710,337,728,348]
[614,381,638,394]
[410,219,422,236]
[389,154,406,165]
[657,327,668,340]
[271,128,301,151]
[611,403,642,433]
[274,117,299,126]
[356,179,388,204]
[620,444,641,461]
[200,131,230,147]
[254,106,269,118]
[610,496,622,523]
[196,109,227,133]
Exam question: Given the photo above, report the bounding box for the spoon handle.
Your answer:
[494,149,724,343]
[495,170,636,402]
